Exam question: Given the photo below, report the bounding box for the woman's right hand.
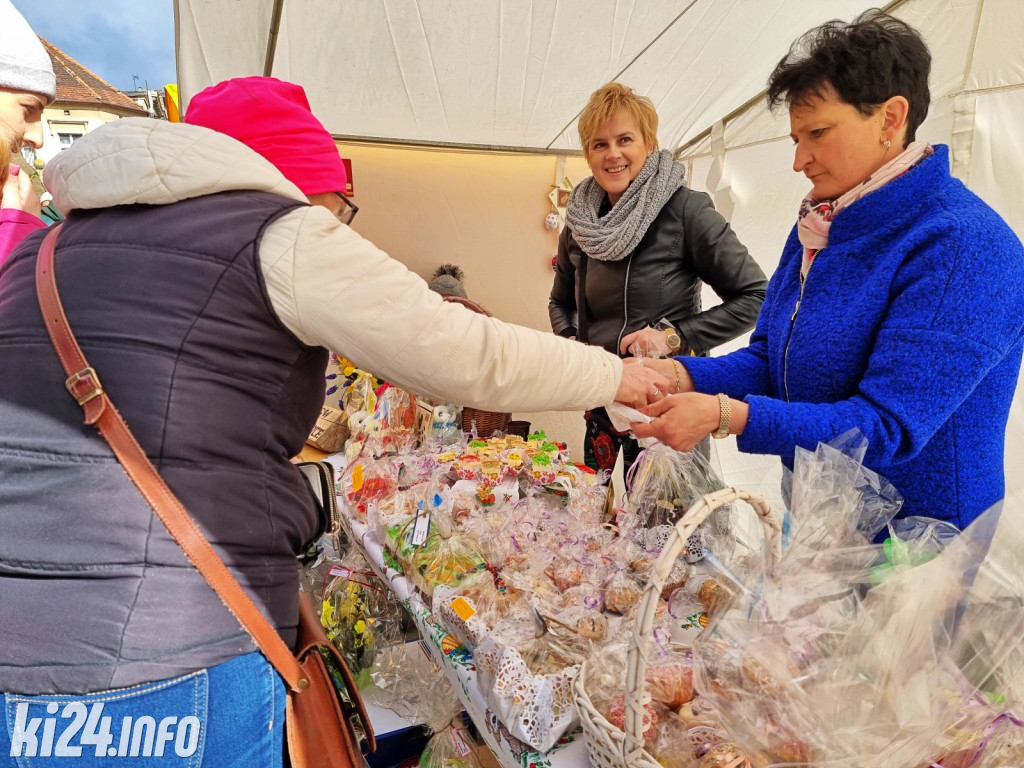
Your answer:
[622,356,697,395]
[631,392,719,451]
[614,363,670,408]
[620,326,671,357]
[1,165,42,218]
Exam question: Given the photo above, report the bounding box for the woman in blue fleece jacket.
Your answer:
[628,10,1024,531]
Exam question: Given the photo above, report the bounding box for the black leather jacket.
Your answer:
[549,186,767,355]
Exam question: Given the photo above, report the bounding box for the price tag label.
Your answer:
[411,509,431,547]
[351,464,364,492]
[328,566,353,578]
[449,726,472,757]
[449,596,476,621]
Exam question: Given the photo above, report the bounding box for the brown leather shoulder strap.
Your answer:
[34,224,305,691]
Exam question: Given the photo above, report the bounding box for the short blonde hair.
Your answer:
[578,82,659,161]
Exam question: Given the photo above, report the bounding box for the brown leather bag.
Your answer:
[34,224,375,768]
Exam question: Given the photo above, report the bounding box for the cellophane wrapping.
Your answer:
[365,640,464,734]
[420,721,485,768]
[338,367,379,456]
[323,353,365,410]
[581,637,698,755]
[404,504,488,600]
[475,603,595,752]
[931,497,1024,767]
[318,550,405,685]
[621,443,734,571]
[362,382,418,457]
[693,431,1024,767]
[342,453,400,521]
[299,531,351,605]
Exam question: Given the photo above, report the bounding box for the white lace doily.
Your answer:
[476,636,580,753]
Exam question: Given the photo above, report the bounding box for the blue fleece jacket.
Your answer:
[683,145,1024,530]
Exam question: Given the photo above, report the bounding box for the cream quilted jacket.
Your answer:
[45,118,622,412]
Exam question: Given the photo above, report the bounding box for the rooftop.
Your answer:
[41,38,148,116]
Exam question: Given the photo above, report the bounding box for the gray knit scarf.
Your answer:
[565,149,686,262]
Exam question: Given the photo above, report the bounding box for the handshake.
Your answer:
[608,333,734,452]
[613,361,671,410]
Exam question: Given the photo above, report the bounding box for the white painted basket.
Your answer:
[572,487,782,768]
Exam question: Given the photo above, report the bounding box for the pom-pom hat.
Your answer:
[185,76,347,196]
[428,264,468,299]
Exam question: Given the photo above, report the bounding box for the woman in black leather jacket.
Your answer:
[549,82,767,471]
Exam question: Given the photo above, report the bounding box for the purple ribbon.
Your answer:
[652,626,672,656]
[931,712,1024,768]
[624,448,648,493]
[600,563,624,586]
[666,588,685,619]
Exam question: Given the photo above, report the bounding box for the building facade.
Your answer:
[34,38,150,164]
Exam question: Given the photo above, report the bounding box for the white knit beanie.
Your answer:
[0,1,56,104]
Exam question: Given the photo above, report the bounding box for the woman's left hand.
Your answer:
[630,392,720,451]
[620,326,671,357]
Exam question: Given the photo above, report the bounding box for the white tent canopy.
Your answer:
[177,0,902,152]
[175,0,1024,511]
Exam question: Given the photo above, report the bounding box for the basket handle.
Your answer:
[621,487,782,752]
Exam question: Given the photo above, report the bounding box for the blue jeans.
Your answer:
[2,652,285,767]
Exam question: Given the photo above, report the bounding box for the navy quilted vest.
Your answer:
[0,191,328,693]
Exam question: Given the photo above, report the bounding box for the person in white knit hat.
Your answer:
[0,0,56,261]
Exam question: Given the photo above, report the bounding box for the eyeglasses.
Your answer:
[334,192,359,225]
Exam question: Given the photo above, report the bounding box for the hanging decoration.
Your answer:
[543,155,574,235]
[547,175,574,220]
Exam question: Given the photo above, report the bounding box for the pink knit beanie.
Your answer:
[185,76,347,196]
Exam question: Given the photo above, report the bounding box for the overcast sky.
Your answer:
[13,0,177,92]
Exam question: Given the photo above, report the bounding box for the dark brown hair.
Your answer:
[766,9,931,145]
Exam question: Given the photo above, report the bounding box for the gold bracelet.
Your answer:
[672,358,684,393]
[712,393,731,439]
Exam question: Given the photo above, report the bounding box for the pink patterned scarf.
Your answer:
[797,141,934,276]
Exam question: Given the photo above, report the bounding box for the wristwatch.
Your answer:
[664,327,682,353]
[655,319,682,353]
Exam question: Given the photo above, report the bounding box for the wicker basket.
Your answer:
[573,487,783,768]
[441,295,512,438]
[459,407,511,438]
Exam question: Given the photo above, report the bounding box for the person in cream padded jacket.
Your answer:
[0,77,665,764]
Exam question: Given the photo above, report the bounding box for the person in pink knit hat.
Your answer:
[0,0,57,263]
[0,75,666,765]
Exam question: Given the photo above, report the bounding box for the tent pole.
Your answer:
[263,0,286,77]
[172,0,186,111]
[331,133,584,157]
